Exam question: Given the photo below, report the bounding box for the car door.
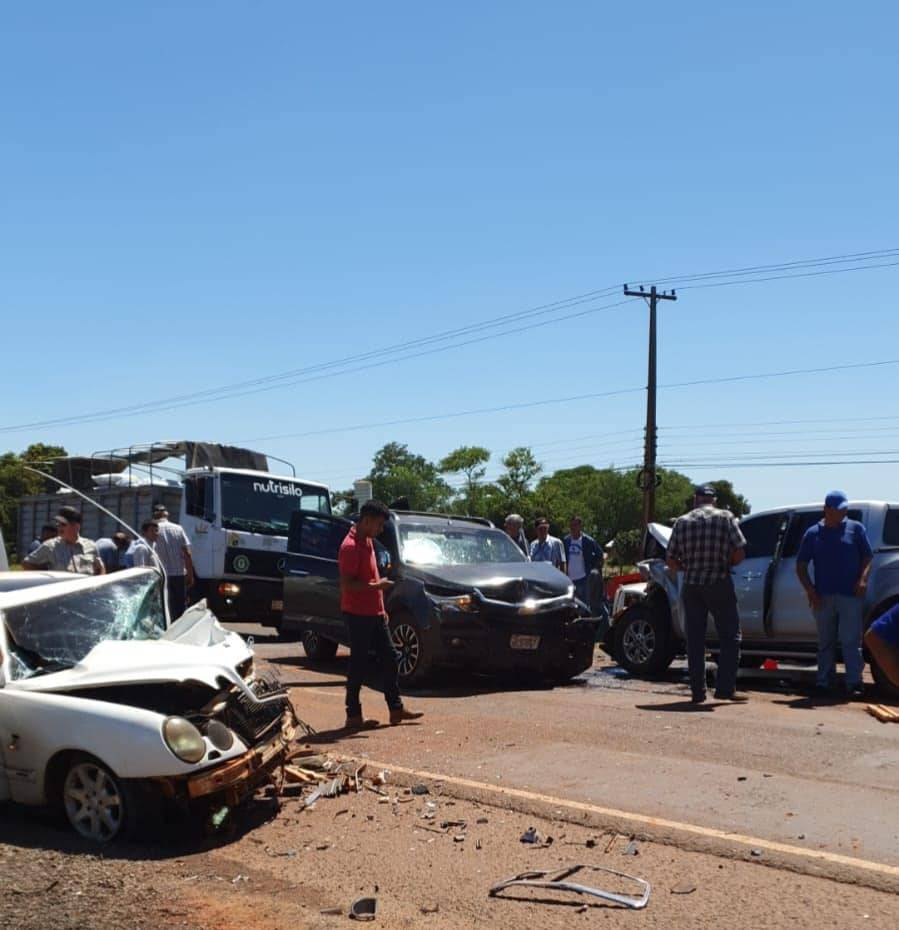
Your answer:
[769,507,866,639]
[732,511,788,641]
[283,511,352,641]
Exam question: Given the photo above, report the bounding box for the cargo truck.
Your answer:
[16,440,331,627]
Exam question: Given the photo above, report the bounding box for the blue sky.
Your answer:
[2,2,898,512]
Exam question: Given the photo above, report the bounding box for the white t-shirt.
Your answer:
[567,536,586,581]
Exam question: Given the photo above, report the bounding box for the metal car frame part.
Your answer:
[488,864,651,910]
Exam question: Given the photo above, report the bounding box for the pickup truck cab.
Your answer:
[282,510,599,684]
[605,501,899,694]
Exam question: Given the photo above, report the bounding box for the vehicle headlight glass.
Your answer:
[430,593,475,612]
[206,720,235,752]
[163,716,207,763]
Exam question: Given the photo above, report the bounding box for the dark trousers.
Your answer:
[344,613,403,716]
[682,577,741,698]
[167,576,187,619]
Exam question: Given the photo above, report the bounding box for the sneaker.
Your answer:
[345,715,379,731]
[847,684,866,701]
[714,691,749,702]
[691,693,707,704]
[389,707,425,725]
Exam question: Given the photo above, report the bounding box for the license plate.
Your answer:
[271,600,283,611]
[510,634,540,651]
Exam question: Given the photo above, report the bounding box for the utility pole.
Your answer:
[623,284,678,526]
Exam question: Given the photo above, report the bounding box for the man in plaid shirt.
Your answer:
[667,485,747,704]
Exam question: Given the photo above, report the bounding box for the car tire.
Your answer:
[615,603,674,678]
[388,612,433,686]
[302,630,339,661]
[60,754,135,843]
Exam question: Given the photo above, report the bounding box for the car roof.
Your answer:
[742,501,897,520]
[0,571,74,594]
[390,511,495,529]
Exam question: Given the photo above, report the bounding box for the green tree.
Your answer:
[439,445,490,514]
[367,442,452,512]
[0,443,67,562]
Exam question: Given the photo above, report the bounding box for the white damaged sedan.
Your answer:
[0,568,298,842]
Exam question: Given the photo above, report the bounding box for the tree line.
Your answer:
[334,442,750,564]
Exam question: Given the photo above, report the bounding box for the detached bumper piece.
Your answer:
[489,864,651,910]
[186,716,296,802]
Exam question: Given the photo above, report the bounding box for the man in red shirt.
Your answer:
[340,500,423,729]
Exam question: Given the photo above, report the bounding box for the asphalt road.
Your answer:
[234,623,899,872]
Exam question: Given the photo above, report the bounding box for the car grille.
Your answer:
[223,669,288,747]
[477,579,564,603]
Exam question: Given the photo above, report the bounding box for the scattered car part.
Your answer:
[350,896,377,921]
[411,783,429,795]
[489,864,651,910]
[520,826,539,844]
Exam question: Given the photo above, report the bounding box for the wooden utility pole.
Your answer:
[623,284,678,526]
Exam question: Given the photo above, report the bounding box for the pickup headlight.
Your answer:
[429,592,476,612]
[163,716,206,763]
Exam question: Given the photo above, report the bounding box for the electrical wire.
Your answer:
[5,247,899,434]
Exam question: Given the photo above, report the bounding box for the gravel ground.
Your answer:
[2,781,896,930]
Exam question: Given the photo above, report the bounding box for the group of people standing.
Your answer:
[21,503,195,618]
[667,485,899,702]
[502,513,604,604]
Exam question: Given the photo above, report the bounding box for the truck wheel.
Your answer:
[389,613,433,686]
[61,754,134,843]
[302,631,338,662]
[616,604,674,678]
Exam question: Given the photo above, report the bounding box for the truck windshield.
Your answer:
[220,474,330,536]
[399,524,526,566]
[3,572,166,680]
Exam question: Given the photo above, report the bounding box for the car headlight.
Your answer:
[163,716,207,763]
[431,593,475,612]
[206,720,235,752]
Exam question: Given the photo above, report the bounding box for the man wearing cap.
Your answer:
[529,518,567,573]
[22,506,105,576]
[796,491,872,699]
[152,504,194,618]
[667,485,747,703]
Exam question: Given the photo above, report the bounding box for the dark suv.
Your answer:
[282,510,598,684]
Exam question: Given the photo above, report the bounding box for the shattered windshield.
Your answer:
[3,573,166,680]
[220,474,331,536]
[400,525,526,566]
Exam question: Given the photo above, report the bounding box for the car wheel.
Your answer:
[62,755,130,843]
[302,630,339,661]
[389,613,432,685]
[616,604,674,677]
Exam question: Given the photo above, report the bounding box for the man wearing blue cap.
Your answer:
[796,491,873,699]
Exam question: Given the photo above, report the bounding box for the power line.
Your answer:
[662,459,899,469]
[237,356,899,444]
[6,247,899,435]
[662,412,899,431]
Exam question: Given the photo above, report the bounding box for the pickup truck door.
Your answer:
[732,511,788,640]
[283,512,352,641]
[769,508,866,639]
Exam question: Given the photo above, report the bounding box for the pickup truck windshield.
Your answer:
[3,573,166,680]
[400,525,526,566]
[221,475,330,536]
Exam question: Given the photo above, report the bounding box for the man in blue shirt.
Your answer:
[529,518,567,573]
[865,604,899,692]
[796,491,873,698]
[563,516,603,604]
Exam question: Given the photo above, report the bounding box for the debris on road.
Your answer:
[489,864,651,910]
[623,839,641,856]
[671,881,697,895]
[865,704,899,723]
[350,896,378,921]
[411,783,430,795]
[520,827,539,844]
[421,903,440,914]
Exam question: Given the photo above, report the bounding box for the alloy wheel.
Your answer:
[622,617,657,666]
[63,761,124,842]
[391,623,421,678]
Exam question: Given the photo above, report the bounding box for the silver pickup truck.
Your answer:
[604,500,899,694]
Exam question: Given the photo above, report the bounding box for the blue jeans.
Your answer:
[814,595,864,689]
[572,576,589,603]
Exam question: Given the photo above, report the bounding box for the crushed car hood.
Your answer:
[10,605,252,694]
[414,560,572,595]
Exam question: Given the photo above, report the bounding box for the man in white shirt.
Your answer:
[529,518,567,573]
[152,505,194,618]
